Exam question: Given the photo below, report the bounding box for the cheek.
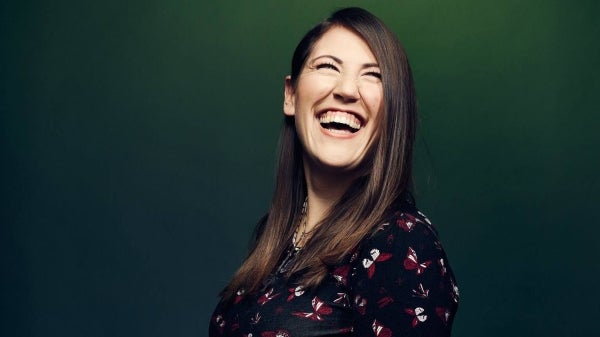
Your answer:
[360,86,384,117]
[295,75,336,109]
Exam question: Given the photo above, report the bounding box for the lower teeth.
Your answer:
[327,128,351,134]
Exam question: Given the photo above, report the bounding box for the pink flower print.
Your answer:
[292,296,333,321]
[249,312,261,325]
[397,213,423,232]
[451,278,460,303]
[214,314,225,334]
[234,288,245,304]
[332,265,350,285]
[354,295,367,315]
[404,307,427,327]
[417,211,432,224]
[349,250,359,263]
[338,327,353,334]
[261,329,290,337]
[230,315,239,332]
[436,307,451,325]
[333,292,349,307]
[257,288,280,305]
[362,248,392,278]
[403,247,431,275]
[377,296,393,308]
[438,258,447,276]
[376,222,390,232]
[287,285,305,302]
[372,319,392,337]
[411,283,429,299]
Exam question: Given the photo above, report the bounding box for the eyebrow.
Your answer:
[311,54,380,68]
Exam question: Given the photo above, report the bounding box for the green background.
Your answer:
[2,0,599,336]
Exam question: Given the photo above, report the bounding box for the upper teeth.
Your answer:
[319,111,362,130]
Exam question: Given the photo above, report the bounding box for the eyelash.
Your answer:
[315,62,338,71]
[315,62,381,79]
[366,71,382,79]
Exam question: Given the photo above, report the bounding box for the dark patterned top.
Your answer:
[209,209,459,337]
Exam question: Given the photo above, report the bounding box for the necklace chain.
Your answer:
[275,197,308,276]
[292,197,308,249]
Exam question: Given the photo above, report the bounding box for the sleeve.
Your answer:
[348,211,459,337]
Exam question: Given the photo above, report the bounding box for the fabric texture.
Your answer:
[209,208,459,337]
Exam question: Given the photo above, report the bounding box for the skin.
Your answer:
[283,26,384,237]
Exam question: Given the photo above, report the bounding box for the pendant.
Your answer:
[276,246,300,275]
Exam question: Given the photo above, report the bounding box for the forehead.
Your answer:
[309,26,378,64]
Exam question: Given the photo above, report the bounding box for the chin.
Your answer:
[312,155,363,172]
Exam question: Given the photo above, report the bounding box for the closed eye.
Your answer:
[316,62,339,72]
[365,71,381,79]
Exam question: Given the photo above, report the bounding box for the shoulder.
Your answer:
[368,208,444,260]
[345,207,458,290]
[341,208,459,336]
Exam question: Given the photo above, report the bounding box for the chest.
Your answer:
[211,275,355,337]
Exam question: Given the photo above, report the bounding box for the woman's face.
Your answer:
[284,26,383,173]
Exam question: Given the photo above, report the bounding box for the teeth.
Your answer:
[318,111,362,130]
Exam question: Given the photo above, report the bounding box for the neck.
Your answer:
[302,158,357,233]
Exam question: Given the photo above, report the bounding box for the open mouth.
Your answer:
[318,111,363,134]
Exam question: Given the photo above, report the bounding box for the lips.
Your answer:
[317,110,363,134]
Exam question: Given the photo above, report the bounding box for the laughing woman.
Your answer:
[209,7,459,337]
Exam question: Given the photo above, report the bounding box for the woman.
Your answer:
[209,7,459,337]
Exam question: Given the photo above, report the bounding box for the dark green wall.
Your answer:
[2,0,599,336]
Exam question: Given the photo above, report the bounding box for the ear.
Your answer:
[283,75,295,116]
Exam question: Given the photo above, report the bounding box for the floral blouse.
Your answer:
[209,209,459,337]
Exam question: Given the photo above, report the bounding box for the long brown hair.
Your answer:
[221,7,416,301]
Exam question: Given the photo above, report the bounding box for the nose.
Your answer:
[333,73,360,102]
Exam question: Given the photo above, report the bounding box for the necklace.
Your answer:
[275,197,308,275]
[292,197,308,249]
